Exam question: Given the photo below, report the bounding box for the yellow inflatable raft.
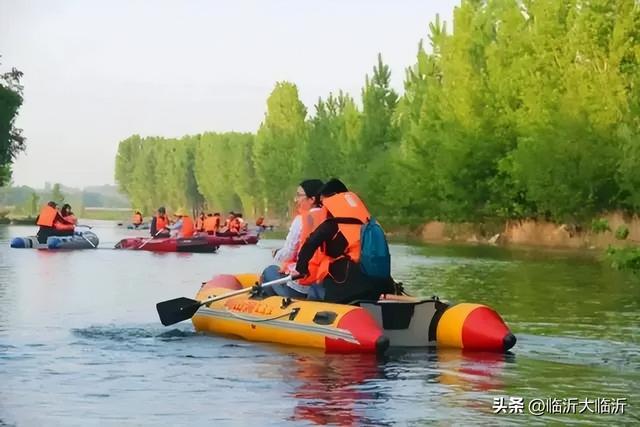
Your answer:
[191,274,516,354]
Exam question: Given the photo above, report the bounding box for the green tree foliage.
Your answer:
[0,57,26,186]
[354,55,400,213]
[254,82,308,216]
[29,191,39,216]
[113,0,640,226]
[51,183,65,204]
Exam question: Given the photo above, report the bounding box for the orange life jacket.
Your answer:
[63,214,77,225]
[315,192,370,282]
[156,215,168,230]
[133,213,143,225]
[36,205,58,227]
[54,220,75,231]
[195,217,204,231]
[228,217,241,234]
[203,216,218,233]
[297,208,328,285]
[180,216,195,237]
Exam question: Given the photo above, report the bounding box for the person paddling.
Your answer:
[259,179,324,299]
[149,206,170,238]
[293,179,394,303]
[168,208,195,238]
[35,201,74,243]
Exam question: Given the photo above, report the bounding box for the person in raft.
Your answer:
[203,213,220,235]
[195,212,206,233]
[293,178,393,304]
[60,204,78,225]
[168,208,195,238]
[149,206,171,238]
[132,210,144,227]
[35,201,75,243]
[259,179,325,298]
[217,211,242,237]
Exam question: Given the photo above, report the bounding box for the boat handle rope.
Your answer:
[223,308,296,323]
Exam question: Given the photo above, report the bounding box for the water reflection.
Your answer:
[286,352,388,426]
[282,348,512,426]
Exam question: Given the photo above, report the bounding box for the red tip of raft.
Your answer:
[462,306,514,352]
[201,274,243,292]
[325,308,389,354]
[437,303,516,352]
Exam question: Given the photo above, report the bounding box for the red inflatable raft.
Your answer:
[115,236,218,253]
[199,232,259,245]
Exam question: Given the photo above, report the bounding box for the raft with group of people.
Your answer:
[157,179,517,354]
[115,208,259,252]
[10,202,99,250]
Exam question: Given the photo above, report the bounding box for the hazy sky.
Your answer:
[0,0,458,189]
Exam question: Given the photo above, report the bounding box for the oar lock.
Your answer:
[250,282,264,297]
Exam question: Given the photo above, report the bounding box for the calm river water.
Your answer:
[0,221,638,426]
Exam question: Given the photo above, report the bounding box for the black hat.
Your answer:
[319,178,348,197]
[299,179,324,198]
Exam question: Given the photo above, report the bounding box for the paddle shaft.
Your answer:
[138,228,166,249]
[156,274,299,326]
[200,274,293,305]
[78,232,97,248]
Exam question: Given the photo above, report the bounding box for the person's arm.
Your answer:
[273,215,302,263]
[295,220,337,275]
[168,219,183,231]
[150,217,157,235]
[55,212,72,225]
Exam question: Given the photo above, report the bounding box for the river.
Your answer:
[1,221,638,425]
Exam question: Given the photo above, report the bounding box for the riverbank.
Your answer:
[410,212,639,250]
[264,212,639,250]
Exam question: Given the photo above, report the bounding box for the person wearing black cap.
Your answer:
[294,178,392,303]
[261,179,324,298]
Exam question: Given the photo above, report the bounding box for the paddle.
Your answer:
[137,228,168,249]
[78,232,97,248]
[71,224,96,248]
[156,274,297,326]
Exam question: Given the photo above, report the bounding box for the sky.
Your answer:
[0,0,458,189]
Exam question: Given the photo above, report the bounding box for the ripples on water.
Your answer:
[0,222,638,425]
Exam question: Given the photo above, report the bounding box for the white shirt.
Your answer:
[277,208,324,294]
[274,214,302,264]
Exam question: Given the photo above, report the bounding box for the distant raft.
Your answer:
[199,232,259,245]
[191,274,516,353]
[127,223,150,230]
[10,231,99,250]
[114,236,218,253]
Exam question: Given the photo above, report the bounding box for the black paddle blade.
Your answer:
[156,297,202,326]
